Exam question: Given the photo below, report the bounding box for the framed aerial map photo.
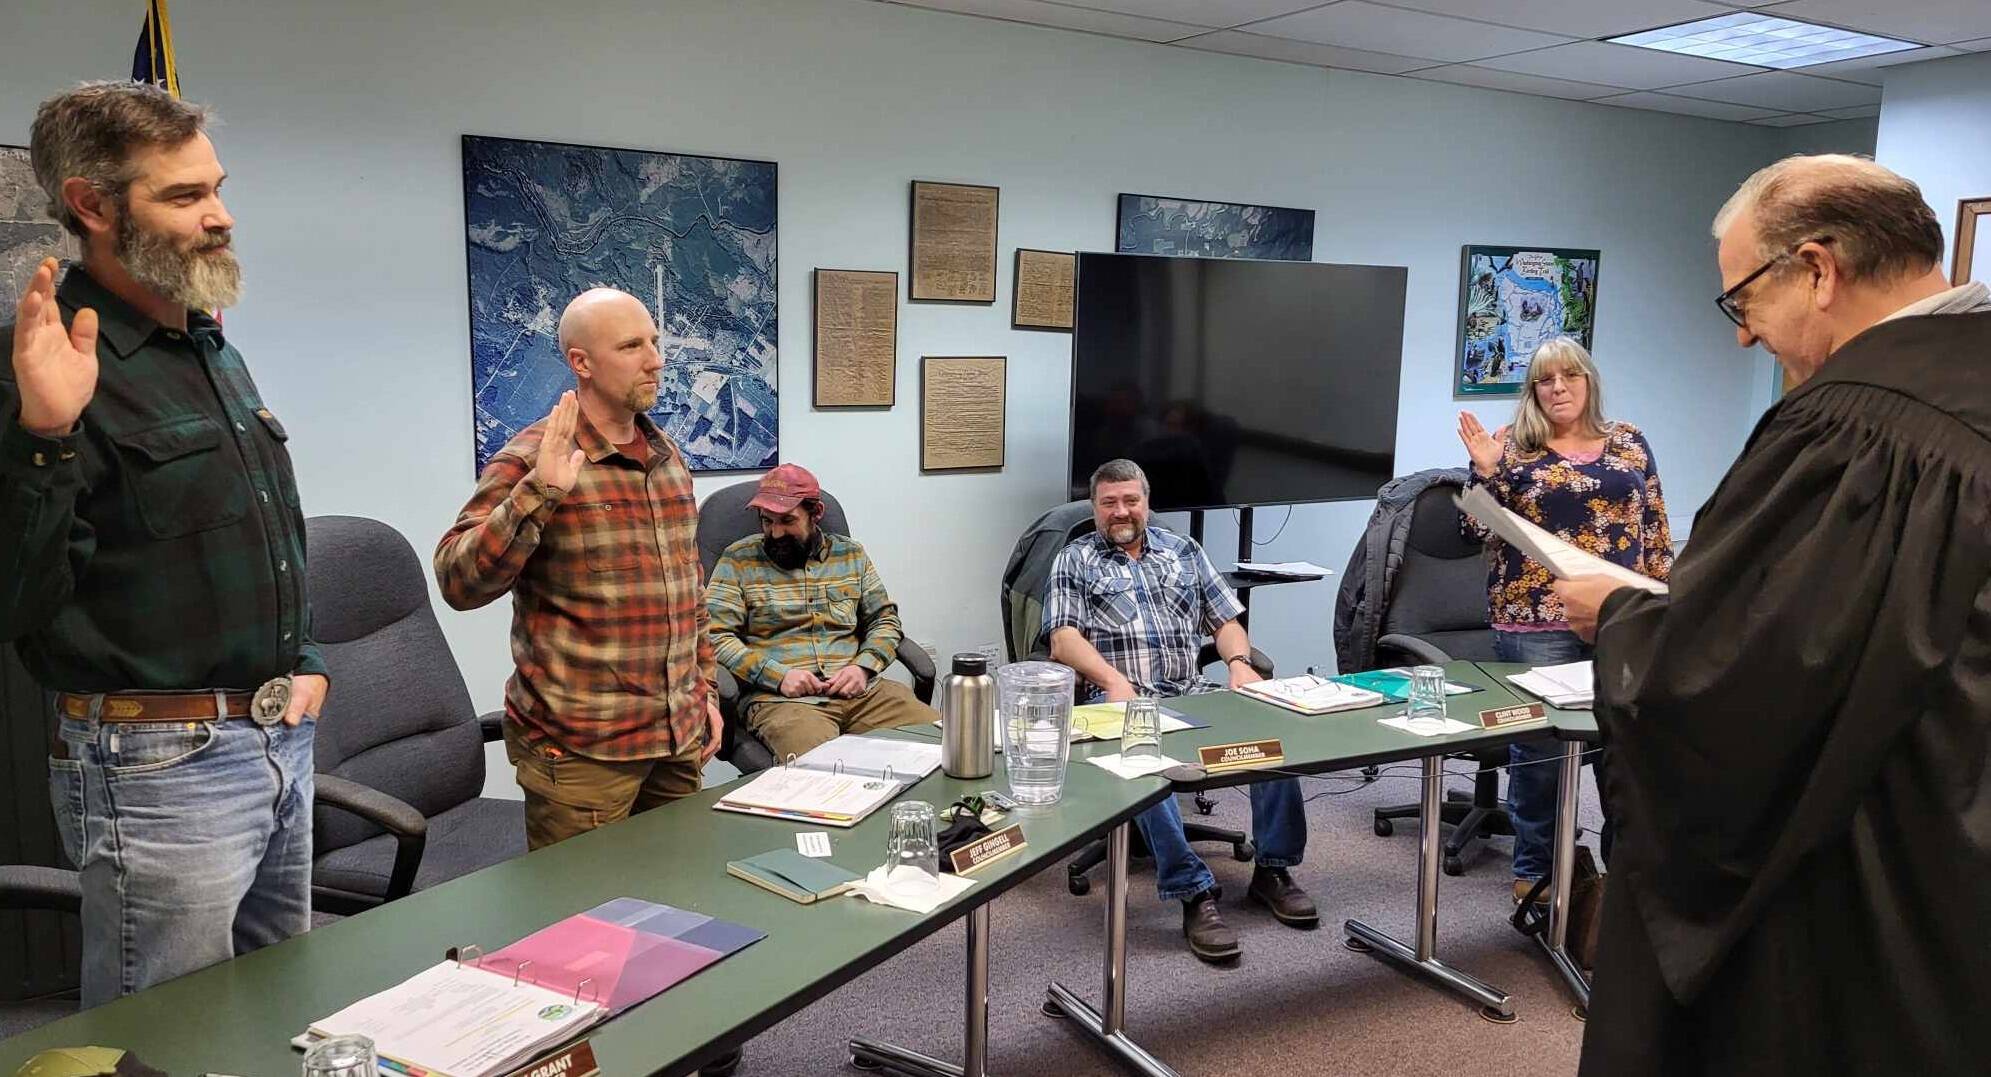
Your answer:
[462,134,779,474]
[1456,244,1600,398]
[1,145,77,303]
[1115,193,1313,261]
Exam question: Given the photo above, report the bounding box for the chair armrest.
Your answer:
[1376,633,1453,666]
[1198,643,1276,679]
[477,709,505,744]
[896,639,937,704]
[715,665,742,705]
[0,865,81,913]
[315,775,428,904]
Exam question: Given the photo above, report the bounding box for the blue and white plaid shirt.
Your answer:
[1041,527,1245,700]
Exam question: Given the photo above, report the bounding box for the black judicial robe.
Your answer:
[1578,310,1991,1077]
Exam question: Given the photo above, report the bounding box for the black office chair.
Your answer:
[1342,477,1514,875]
[0,865,80,1037]
[1001,500,1271,896]
[306,516,527,915]
[695,482,937,776]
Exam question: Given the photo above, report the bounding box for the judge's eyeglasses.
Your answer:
[1716,236,1831,329]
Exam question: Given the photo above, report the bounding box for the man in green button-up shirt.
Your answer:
[0,82,325,1006]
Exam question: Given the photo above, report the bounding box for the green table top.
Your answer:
[0,734,1169,1077]
[1472,661,1601,741]
[1081,661,1563,789]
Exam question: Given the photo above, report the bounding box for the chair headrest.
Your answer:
[1404,482,1482,560]
[304,516,429,643]
[696,480,851,575]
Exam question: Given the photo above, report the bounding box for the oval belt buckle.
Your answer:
[250,676,293,726]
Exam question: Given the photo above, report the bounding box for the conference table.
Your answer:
[0,661,1601,1077]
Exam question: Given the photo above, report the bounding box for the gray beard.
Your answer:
[118,211,241,311]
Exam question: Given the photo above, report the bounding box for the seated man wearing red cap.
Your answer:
[706,464,937,760]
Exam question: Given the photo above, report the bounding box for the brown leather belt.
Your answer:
[57,691,256,723]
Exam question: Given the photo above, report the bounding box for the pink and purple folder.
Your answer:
[471,897,766,1015]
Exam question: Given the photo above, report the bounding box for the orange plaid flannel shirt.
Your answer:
[435,411,713,761]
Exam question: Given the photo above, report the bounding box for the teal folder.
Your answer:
[726,849,860,904]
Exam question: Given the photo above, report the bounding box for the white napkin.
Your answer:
[1085,752,1182,779]
[847,864,976,914]
[1378,715,1477,737]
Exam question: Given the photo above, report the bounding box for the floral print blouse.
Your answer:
[1463,421,1672,630]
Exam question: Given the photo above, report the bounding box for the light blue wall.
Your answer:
[2,0,1807,767]
[1877,51,1991,280]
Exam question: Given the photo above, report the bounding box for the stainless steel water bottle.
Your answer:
[940,653,995,779]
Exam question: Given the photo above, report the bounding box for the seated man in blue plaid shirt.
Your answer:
[1043,459,1315,963]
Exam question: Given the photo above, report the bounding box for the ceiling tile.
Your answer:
[1478,40,1762,89]
[883,0,1208,41]
[1596,90,1783,120]
[1747,113,1839,126]
[1173,30,1440,73]
[1792,44,1961,84]
[1363,0,1733,39]
[1245,1,1574,63]
[1817,103,1881,117]
[1769,0,1991,45]
[1953,37,1991,51]
[1410,64,1624,99]
[1058,1,1327,27]
[1668,70,1881,110]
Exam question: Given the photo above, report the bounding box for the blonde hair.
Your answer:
[1509,337,1606,454]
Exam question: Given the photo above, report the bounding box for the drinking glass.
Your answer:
[302,1034,376,1077]
[886,800,940,894]
[1121,697,1163,761]
[1406,665,1449,730]
[998,662,1076,805]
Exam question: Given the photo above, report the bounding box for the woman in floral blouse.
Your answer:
[1457,335,1671,901]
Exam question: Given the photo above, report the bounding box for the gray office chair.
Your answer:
[0,865,80,1037]
[694,483,937,775]
[1351,478,1514,875]
[306,515,526,915]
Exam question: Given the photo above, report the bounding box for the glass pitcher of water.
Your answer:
[997,662,1075,805]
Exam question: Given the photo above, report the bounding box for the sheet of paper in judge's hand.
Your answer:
[1456,486,1668,594]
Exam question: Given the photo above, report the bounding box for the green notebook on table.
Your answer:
[727,848,861,904]
[1334,669,1482,702]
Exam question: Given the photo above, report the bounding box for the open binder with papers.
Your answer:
[1235,675,1387,716]
[295,898,765,1077]
[714,734,940,827]
[1506,660,1595,710]
[1457,486,1668,595]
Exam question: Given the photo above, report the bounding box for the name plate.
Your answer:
[1198,739,1285,771]
[948,823,1026,875]
[1477,702,1547,730]
[506,1041,600,1077]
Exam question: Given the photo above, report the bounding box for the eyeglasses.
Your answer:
[1716,236,1830,329]
[1532,371,1586,390]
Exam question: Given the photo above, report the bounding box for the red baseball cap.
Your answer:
[748,463,822,514]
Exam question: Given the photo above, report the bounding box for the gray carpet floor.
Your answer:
[733,759,1605,1076]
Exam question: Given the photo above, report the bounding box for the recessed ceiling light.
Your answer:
[1607,12,1923,70]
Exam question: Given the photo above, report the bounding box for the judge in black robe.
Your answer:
[1556,155,1991,1076]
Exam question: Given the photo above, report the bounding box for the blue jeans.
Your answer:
[49,709,315,1007]
[1135,779,1306,901]
[1494,629,1609,880]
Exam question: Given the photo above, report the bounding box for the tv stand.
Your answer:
[1189,506,1302,629]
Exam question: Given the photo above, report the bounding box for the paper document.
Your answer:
[1236,675,1387,716]
[1069,701,1196,742]
[1457,486,1667,594]
[303,961,602,1077]
[1507,660,1595,709]
[792,735,942,781]
[716,766,907,827]
[1235,561,1334,578]
[1378,715,1478,737]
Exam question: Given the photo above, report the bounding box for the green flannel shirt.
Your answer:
[706,531,903,709]
[0,268,323,692]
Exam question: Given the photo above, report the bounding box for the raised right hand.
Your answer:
[10,258,98,436]
[780,668,828,698]
[530,391,587,494]
[1457,412,1507,478]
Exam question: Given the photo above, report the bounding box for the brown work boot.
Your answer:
[1181,889,1240,963]
[1246,866,1319,928]
[1514,877,1549,906]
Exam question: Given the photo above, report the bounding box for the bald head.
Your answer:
[558,287,650,355]
[1713,154,1943,286]
[557,287,664,416]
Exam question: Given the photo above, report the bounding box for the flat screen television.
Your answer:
[1069,252,1408,511]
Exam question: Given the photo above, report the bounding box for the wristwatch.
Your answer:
[1224,654,1252,668]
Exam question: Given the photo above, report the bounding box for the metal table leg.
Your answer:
[850,904,991,1077]
[1044,822,1180,1077]
[1535,740,1592,1014]
[1344,753,1516,1021]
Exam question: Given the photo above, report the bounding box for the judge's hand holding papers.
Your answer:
[1552,576,1624,642]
